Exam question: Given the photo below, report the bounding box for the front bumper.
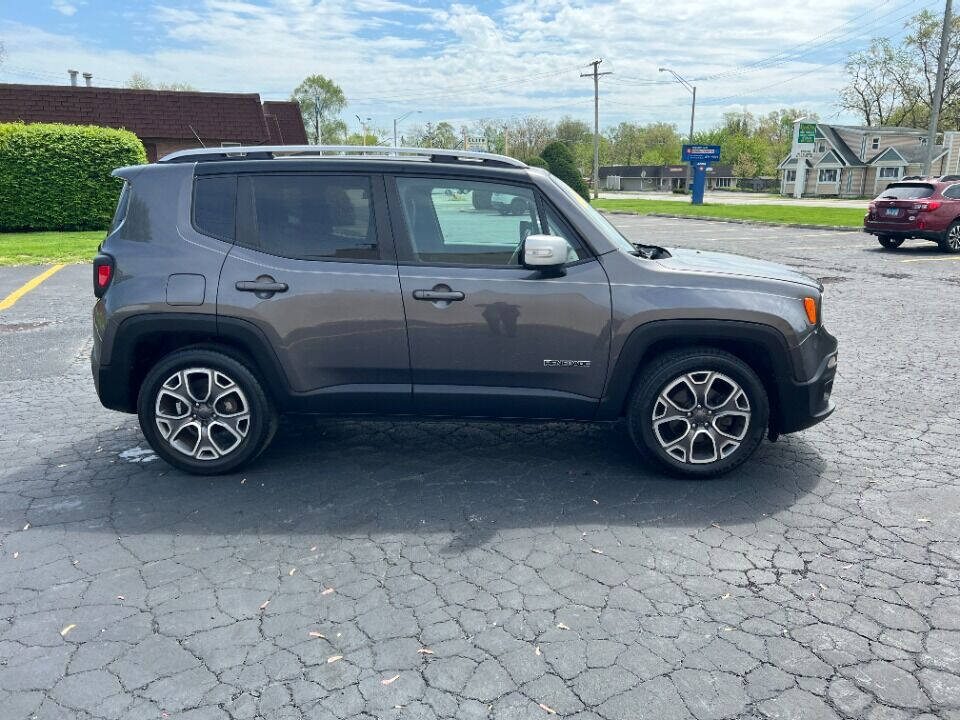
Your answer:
[775,338,838,435]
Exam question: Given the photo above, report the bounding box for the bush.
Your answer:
[523,156,548,169]
[0,122,147,231]
[540,141,590,202]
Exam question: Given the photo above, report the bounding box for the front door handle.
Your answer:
[413,289,465,302]
[235,276,288,299]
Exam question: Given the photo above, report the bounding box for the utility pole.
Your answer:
[582,59,612,199]
[925,0,953,176]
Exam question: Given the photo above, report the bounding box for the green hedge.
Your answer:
[540,141,591,202]
[0,123,147,231]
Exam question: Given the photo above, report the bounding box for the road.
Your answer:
[598,191,869,209]
[0,218,958,720]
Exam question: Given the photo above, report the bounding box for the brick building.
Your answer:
[0,83,307,161]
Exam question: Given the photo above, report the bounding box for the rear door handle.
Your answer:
[236,280,288,293]
[412,289,465,301]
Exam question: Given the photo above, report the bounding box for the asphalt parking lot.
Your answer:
[1,216,959,720]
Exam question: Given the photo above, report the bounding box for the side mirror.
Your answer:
[523,234,569,271]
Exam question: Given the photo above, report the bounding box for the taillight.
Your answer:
[93,253,114,298]
[913,201,942,211]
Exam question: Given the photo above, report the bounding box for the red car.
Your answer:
[863,177,960,253]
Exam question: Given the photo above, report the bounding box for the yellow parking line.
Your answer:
[0,264,66,311]
[899,256,960,263]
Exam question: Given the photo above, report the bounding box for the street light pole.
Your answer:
[354,115,370,146]
[659,67,697,191]
[393,110,421,148]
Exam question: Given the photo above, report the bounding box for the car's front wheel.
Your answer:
[939,222,960,253]
[137,348,277,475]
[627,348,769,478]
[878,235,904,250]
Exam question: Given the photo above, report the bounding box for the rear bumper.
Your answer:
[863,224,943,240]
[775,333,838,435]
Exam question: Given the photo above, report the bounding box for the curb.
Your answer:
[600,210,863,233]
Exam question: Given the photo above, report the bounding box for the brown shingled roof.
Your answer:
[0,83,305,146]
[262,100,308,144]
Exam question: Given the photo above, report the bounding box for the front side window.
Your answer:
[395,177,544,265]
[879,166,901,179]
[818,168,838,183]
[243,175,377,261]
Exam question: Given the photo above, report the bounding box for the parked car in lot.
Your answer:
[864,178,960,252]
[92,146,837,478]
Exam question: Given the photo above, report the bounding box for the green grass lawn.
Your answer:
[0,231,105,266]
[594,199,867,228]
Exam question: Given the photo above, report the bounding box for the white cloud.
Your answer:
[51,0,81,16]
[3,0,898,130]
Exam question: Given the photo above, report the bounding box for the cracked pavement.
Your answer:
[1,217,959,719]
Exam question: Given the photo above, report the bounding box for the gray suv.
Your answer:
[91,146,838,478]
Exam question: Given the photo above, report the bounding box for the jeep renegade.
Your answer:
[92,146,838,478]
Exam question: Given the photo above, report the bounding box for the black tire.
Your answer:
[137,348,277,475]
[878,235,904,250]
[938,222,960,253]
[472,190,493,210]
[627,348,769,479]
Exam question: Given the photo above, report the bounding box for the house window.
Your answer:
[816,141,825,152]
[871,137,880,150]
[715,177,732,188]
[818,168,838,183]
[785,170,797,182]
[879,166,901,179]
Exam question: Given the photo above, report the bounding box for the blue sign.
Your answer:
[682,144,722,163]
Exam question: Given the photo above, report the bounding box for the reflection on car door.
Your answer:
[389,175,612,419]
[217,172,411,413]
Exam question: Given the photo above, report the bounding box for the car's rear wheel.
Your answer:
[627,348,769,478]
[878,235,904,249]
[137,348,277,475]
[939,222,960,253]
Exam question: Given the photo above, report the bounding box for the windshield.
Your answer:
[876,184,934,200]
[544,172,637,254]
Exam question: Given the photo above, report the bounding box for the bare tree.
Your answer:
[839,39,905,125]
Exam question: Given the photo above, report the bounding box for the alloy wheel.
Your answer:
[651,371,751,465]
[154,367,250,461]
[948,225,960,251]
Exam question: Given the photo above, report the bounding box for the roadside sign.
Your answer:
[682,144,721,163]
[797,123,816,144]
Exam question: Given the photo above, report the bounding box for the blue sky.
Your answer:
[0,0,942,136]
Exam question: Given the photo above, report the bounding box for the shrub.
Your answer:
[523,156,548,169]
[0,122,147,231]
[540,141,590,202]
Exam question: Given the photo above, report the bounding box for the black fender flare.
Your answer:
[595,319,797,422]
[96,313,290,413]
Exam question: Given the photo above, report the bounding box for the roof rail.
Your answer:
[158,144,527,168]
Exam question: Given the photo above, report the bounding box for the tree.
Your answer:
[541,141,590,201]
[839,9,960,130]
[124,72,196,91]
[839,39,905,126]
[291,74,347,144]
[555,116,591,146]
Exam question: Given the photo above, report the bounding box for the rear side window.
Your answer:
[194,175,237,241]
[109,182,130,233]
[876,184,934,200]
[242,174,377,261]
